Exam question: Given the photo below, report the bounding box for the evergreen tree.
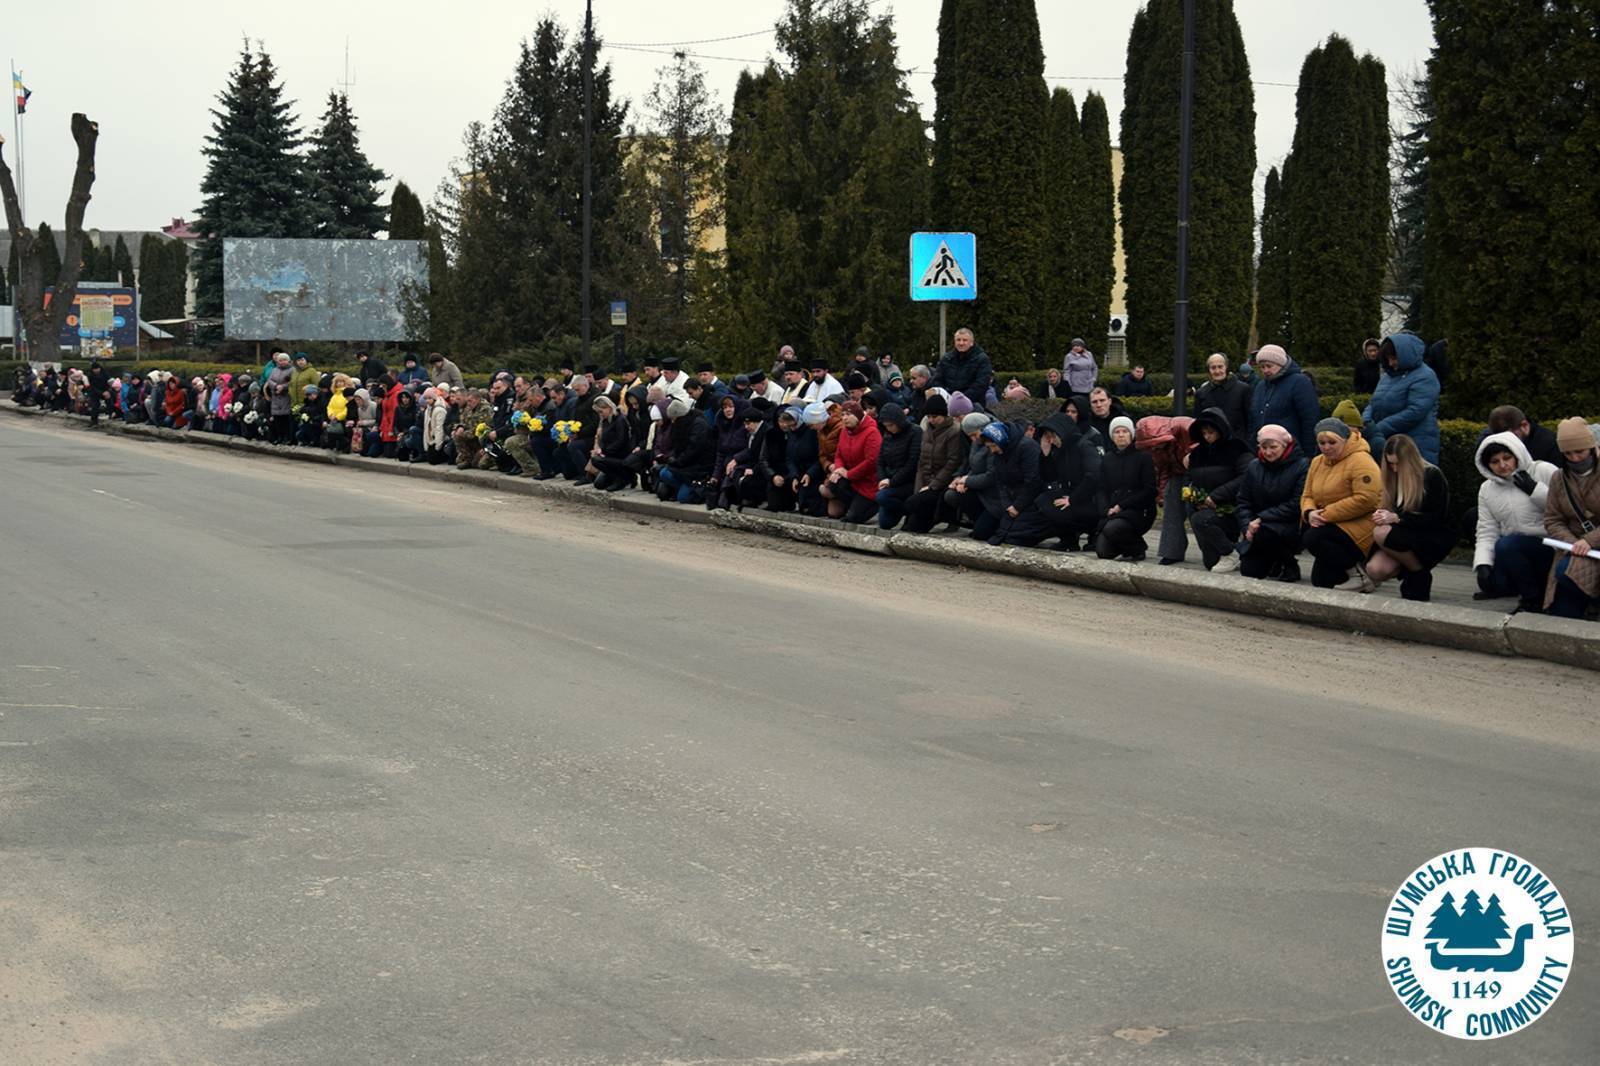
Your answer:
[387,180,426,240]
[37,222,62,286]
[112,235,135,287]
[1120,0,1256,370]
[1424,891,1459,943]
[194,46,317,317]
[138,234,170,318]
[1428,0,1600,415]
[447,19,628,355]
[1077,92,1117,351]
[307,91,388,238]
[935,0,1048,363]
[1285,37,1389,364]
[1255,166,1291,347]
[168,239,190,318]
[1390,72,1432,334]
[1041,89,1087,365]
[1478,894,1510,945]
[643,52,726,336]
[723,0,930,361]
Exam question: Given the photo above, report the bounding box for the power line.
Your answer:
[609,29,774,48]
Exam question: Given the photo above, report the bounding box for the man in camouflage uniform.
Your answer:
[451,392,491,469]
[499,398,543,476]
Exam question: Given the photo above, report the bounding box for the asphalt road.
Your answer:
[1,418,1596,1065]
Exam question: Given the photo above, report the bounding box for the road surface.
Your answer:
[1,418,1596,1064]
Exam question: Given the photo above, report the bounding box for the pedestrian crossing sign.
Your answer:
[910,231,977,302]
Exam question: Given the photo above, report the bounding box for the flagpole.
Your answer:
[9,61,23,226]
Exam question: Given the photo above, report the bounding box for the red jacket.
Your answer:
[163,382,190,428]
[1135,415,1193,498]
[379,388,403,442]
[832,417,883,498]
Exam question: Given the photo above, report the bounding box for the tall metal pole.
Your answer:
[1172,0,1195,416]
[580,0,594,369]
[10,60,24,226]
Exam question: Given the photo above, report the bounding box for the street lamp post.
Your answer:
[1172,0,1195,416]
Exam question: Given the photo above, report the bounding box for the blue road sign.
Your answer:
[609,300,628,327]
[909,232,976,302]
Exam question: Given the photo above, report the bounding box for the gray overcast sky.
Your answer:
[4,0,1434,232]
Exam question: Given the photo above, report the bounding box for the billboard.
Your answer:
[223,238,427,341]
[49,284,139,352]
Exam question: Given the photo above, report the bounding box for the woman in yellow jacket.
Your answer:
[1300,418,1382,588]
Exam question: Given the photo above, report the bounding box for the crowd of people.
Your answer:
[11,330,1600,621]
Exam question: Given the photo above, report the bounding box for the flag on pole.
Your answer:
[13,70,31,114]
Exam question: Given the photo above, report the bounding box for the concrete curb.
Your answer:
[9,403,1600,672]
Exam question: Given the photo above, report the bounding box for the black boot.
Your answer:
[1399,569,1433,602]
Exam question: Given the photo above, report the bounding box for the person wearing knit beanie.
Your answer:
[1255,424,1293,449]
[1331,398,1364,430]
[801,402,830,426]
[923,393,949,418]
[960,412,993,435]
[947,391,974,421]
[1254,344,1288,370]
[1544,416,1600,617]
[1108,415,1135,442]
[1314,417,1352,440]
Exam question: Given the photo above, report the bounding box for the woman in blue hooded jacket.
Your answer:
[1363,333,1440,463]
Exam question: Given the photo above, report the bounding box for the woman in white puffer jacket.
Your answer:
[1473,431,1558,612]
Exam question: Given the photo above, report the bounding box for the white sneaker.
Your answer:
[1333,565,1376,593]
[1211,555,1240,574]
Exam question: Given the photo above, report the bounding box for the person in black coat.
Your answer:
[85,361,111,425]
[1195,354,1253,439]
[1185,407,1254,571]
[657,397,716,503]
[1003,413,1103,550]
[1095,417,1158,561]
[873,403,923,529]
[1114,365,1154,397]
[1234,424,1310,582]
[931,328,994,411]
[1424,338,1451,391]
[581,396,634,488]
[785,410,823,514]
[1353,338,1383,395]
[1354,433,1453,601]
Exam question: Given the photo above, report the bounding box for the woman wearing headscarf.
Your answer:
[709,393,753,508]
[265,353,295,443]
[1234,424,1310,582]
[1542,418,1600,619]
[1349,434,1452,600]
[1183,407,1254,572]
[1095,417,1158,561]
[791,403,828,515]
[820,400,884,523]
[1135,414,1195,564]
[1299,418,1382,589]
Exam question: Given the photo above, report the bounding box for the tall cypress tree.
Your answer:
[387,180,426,240]
[138,234,173,319]
[935,0,1048,364]
[194,46,316,317]
[1120,0,1256,369]
[1285,36,1389,364]
[111,235,135,287]
[1040,88,1085,365]
[1078,92,1117,352]
[307,91,388,239]
[1428,0,1600,415]
[723,0,930,361]
[1256,165,1290,347]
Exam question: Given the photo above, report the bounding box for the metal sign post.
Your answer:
[910,232,976,357]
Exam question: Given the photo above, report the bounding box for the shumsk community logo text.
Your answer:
[1381,847,1574,1040]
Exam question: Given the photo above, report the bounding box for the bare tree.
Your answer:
[0,113,100,358]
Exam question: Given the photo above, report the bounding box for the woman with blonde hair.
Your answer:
[1347,433,1453,600]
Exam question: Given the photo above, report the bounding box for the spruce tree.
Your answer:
[387,180,426,240]
[935,0,1048,364]
[1120,0,1256,369]
[1285,37,1389,364]
[138,234,171,318]
[1428,0,1598,415]
[643,52,725,335]
[194,46,316,317]
[1255,166,1291,347]
[1078,92,1117,352]
[448,19,627,354]
[112,235,135,287]
[1041,89,1086,365]
[307,91,388,239]
[723,0,930,361]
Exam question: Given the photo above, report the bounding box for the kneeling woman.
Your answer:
[1096,417,1157,561]
[1299,418,1382,588]
[1235,424,1310,582]
[1351,434,1453,600]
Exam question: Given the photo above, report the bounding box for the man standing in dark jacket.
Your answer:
[932,328,993,411]
[873,404,923,529]
[85,361,111,425]
[1195,354,1252,438]
[1003,413,1103,550]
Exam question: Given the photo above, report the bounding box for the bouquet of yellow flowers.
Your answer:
[551,419,582,444]
[474,421,491,439]
[527,416,546,434]
[1181,484,1236,514]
